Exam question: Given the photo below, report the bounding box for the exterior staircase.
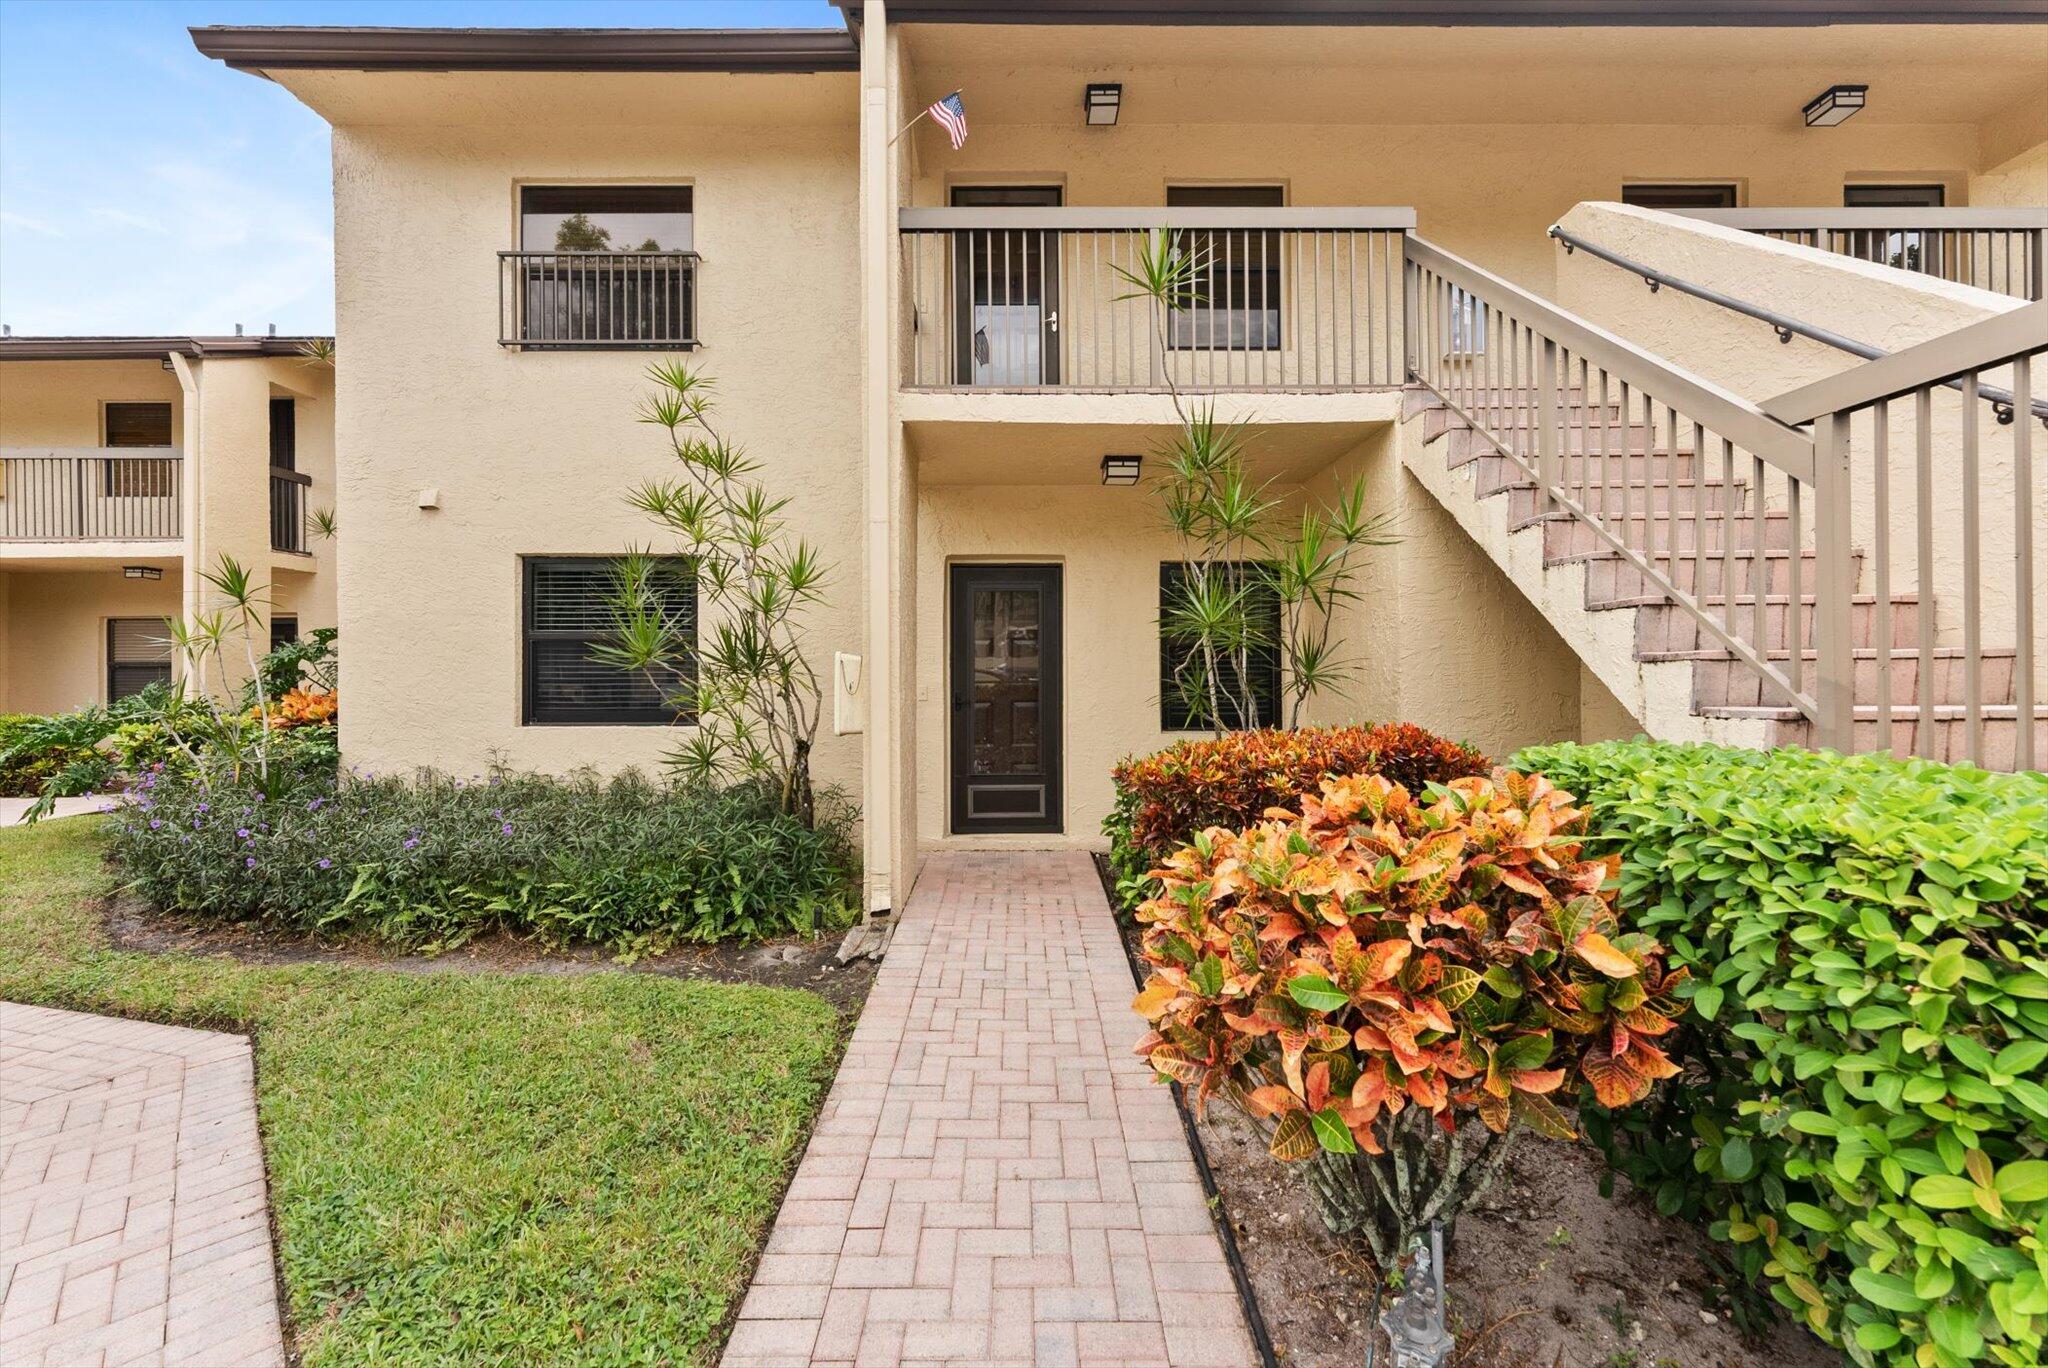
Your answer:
[1399,383,2047,768]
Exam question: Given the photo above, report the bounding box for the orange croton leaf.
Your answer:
[1356,938,1413,985]
[1245,1085,1306,1118]
[1131,979,1178,1019]
[1573,930,1640,979]
[1509,1067,1568,1095]
[1268,1109,1317,1161]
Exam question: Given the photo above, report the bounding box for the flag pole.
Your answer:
[888,89,961,147]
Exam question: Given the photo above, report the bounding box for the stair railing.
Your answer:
[1762,300,2046,768]
[1402,236,1836,740]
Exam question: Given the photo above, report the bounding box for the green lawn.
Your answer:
[0,818,842,1367]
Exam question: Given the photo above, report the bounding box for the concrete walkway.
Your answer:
[0,798,110,828]
[724,852,1256,1368]
[0,1002,287,1367]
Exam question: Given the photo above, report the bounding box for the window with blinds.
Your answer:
[103,402,176,498]
[1158,562,1281,732]
[107,618,172,702]
[522,557,696,725]
[269,398,296,471]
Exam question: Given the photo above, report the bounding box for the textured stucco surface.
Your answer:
[328,115,864,785]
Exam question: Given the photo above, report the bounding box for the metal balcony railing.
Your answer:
[497,250,700,349]
[1676,209,2048,300]
[0,449,182,541]
[270,467,311,553]
[900,208,1415,391]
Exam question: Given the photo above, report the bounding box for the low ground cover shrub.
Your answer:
[1131,768,1683,1267]
[109,764,857,949]
[1519,739,2048,1367]
[1104,723,1491,908]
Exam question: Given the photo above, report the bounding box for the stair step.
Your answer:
[1545,510,1795,561]
[1475,451,1706,496]
[1507,480,1747,530]
[1693,649,2020,711]
[1443,426,1698,464]
[1764,714,2048,769]
[1636,595,1920,656]
[1582,548,1862,609]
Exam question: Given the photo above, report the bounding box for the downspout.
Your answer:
[859,0,896,917]
[167,350,202,691]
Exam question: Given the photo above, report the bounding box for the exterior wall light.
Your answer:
[122,566,164,581]
[1084,83,1122,127]
[1803,84,1867,127]
[1100,455,1141,485]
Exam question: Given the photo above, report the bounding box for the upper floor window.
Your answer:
[1620,183,1740,209]
[502,186,697,349]
[1166,185,1284,351]
[103,402,175,497]
[1843,184,1946,208]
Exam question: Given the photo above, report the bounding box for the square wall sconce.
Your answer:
[122,566,163,581]
[1100,455,1142,486]
[1084,83,1122,127]
[1803,84,1867,127]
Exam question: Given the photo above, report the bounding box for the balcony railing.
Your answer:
[1676,209,2048,300]
[497,250,700,349]
[900,208,1415,391]
[270,467,310,553]
[0,449,182,541]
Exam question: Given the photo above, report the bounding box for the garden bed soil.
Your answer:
[100,891,878,1014]
[1093,853,1834,1368]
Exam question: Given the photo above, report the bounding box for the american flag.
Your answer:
[928,91,968,149]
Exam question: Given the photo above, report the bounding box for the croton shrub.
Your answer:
[1131,767,1684,1265]
[1105,723,1491,909]
[1521,740,2048,1368]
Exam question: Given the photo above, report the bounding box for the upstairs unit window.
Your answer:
[1166,185,1284,351]
[505,185,697,349]
[269,397,296,471]
[108,618,172,702]
[1158,562,1281,732]
[523,556,697,725]
[1843,184,1950,276]
[1844,184,1946,208]
[103,402,176,497]
[1620,183,1740,209]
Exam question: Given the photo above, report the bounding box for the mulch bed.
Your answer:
[1092,853,1836,1368]
[100,890,879,1015]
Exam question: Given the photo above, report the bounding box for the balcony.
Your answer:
[900,208,1414,392]
[270,467,310,553]
[1677,208,2048,300]
[0,449,182,542]
[497,249,700,349]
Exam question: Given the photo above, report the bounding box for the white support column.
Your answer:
[859,0,897,915]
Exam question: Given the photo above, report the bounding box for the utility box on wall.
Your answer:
[833,651,866,736]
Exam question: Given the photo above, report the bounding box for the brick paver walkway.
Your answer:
[1,1002,286,1367]
[724,852,1256,1368]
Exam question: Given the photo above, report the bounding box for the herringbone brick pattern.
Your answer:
[724,852,1255,1368]
[1,1001,286,1367]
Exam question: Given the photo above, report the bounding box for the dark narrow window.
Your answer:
[107,618,172,702]
[1158,562,1281,731]
[1620,183,1740,209]
[269,615,299,653]
[523,557,696,725]
[103,402,175,497]
[1166,185,1284,351]
[1844,184,1946,208]
[513,186,694,347]
[269,397,296,471]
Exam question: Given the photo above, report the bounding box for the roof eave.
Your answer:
[0,337,331,362]
[188,26,861,74]
[830,0,2048,23]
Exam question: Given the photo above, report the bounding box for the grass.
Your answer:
[0,817,844,1367]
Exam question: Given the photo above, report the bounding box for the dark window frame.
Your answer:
[107,618,172,703]
[1165,184,1285,353]
[521,555,697,727]
[511,184,697,351]
[269,397,297,472]
[1158,561,1282,732]
[1619,182,1741,210]
[102,402,176,498]
[1842,183,1947,208]
[269,615,299,653]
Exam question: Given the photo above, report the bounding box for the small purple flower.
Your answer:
[197,803,209,813]
[245,857,257,868]
[149,818,163,830]
[501,823,513,836]
[317,858,332,869]
[403,837,419,850]
[181,835,191,845]
[237,828,251,839]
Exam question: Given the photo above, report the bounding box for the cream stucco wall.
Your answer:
[0,360,186,447]
[326,108,865,786]
[0,571,182,715]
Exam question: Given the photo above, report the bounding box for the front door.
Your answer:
[950,564,1062,834]
[950,185,1061,387]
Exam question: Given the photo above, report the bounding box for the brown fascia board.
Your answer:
[0,336,331,362]
[833,0,2048,22]
[188,26,860,73]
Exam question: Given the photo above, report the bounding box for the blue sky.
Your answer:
[0,0,842,337]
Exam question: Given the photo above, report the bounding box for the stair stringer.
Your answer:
[1396,402,1775,753]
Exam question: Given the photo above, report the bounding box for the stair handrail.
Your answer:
[1762,300,2048,425]
[1548,223,2048,426]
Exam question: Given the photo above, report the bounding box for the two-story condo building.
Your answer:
[191,2,2048,916]
[0,336,336,713]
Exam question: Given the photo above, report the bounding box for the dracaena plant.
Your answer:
[601,360,829,826]
[1131,768,1685,1267]
[1113,229,1395,732]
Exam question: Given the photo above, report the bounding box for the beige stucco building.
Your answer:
[0,337,337,715]
[190,1,2048,913]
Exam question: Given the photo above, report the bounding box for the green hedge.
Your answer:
[1517,740,2048,1367]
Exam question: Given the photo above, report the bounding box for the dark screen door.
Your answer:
[950,564,1062,834]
